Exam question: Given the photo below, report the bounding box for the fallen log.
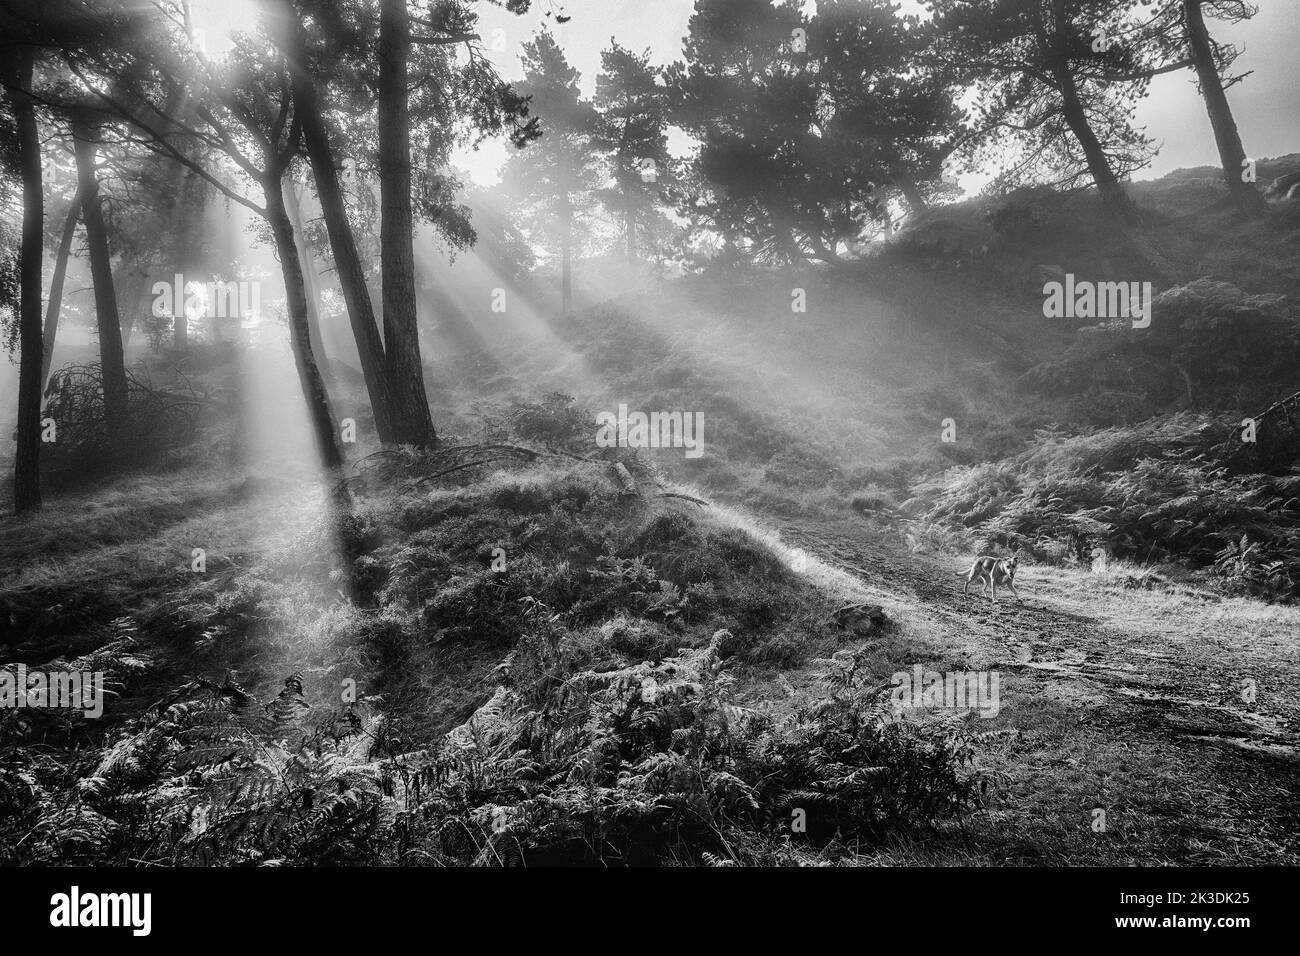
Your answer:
[610,461,638,496]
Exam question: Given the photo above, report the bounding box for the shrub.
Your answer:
[908,415,1300,599]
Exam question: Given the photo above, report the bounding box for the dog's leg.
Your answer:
[963,573,970,595]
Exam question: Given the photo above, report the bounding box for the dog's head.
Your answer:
[1004,555,1018,575]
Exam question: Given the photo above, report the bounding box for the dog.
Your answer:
[959,555,1020,602]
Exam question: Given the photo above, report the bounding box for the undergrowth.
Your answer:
[1,446,986,866]
[906,414,1300,601]
[0,629,990,865]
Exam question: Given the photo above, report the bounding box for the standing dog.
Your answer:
[960,555,1020,602]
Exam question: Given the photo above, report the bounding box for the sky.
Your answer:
[454,0,1300,191]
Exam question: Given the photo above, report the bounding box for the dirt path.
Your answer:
[766,511,1300,863]
[783,514,1298,756]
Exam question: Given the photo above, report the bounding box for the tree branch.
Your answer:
[1096,58,1194,83]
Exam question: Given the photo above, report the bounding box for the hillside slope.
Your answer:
[5,173,1299,866]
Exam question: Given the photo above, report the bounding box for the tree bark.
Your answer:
[1048,1,1141,225]
[378,0,436,447]
[72,115,130,441]
[897,177,928,217]
[624,202,636,262]
[1183,0,1267,216]
[114,262,149,346]
[808,233,845,265]
[41,188,83,386]
[560,193,573,314]
[262,174,344,471]
[1053,68,1140,223]
[278,4,395,442]
[9,51,44,513]
[283,176,328,370]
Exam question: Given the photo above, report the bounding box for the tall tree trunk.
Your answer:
[560,194,573,315]
[115,262,148,346]
[9,52,44,513]
[897,177,927,217]
[1183,0,1267,216]
[262,174,344,471]
[41,188,83,386]
[1053,69,1140,223]
[1047,2,1141,225]
[378,0,436,447]
[283,176,328,370]
[277,4,395,442]
[71,116,129,441]
[624,202,636,262]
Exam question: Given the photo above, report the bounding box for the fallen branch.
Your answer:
[404,455,532,488]
[610,461,638,496]
[656,492,709,507]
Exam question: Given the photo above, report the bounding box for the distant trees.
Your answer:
[502,31,601,314]
[665,0,976,262]
[593,42,672,262]
[505,34,680,278]
[814,1,968,218]
[667,0,841,263]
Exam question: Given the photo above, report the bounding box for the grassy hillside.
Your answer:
[4,165,1299,866]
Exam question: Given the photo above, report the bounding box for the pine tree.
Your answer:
[502,31,600,315]
[928,0,1160,224]
[593,42,671,262]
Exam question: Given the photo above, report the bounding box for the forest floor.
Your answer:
[774,513,1300,864]
[653,270,1299,865]
[421,259,1300,864]
[4,241,1299,864]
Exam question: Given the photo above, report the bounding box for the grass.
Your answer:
[1,429,1001,865]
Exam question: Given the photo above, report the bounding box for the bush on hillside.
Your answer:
[1022,278,1298,412]
[38,363,201,487]
[906,415,1300,601]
